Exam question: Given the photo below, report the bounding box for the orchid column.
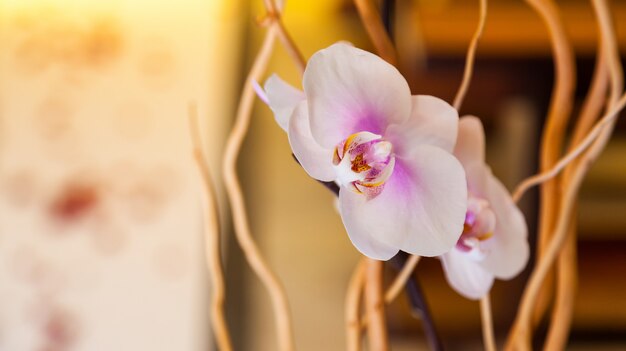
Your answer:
[0,0,234,350]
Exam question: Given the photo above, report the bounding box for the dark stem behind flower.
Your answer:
[381,0,395,39]
[291,154,340,195]
[390,253,445,351]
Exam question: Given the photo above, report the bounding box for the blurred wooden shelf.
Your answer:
[405,1,626,57]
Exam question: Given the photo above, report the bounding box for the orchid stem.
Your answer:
[385,255,421,304]
[292,154,340,195]
[382,0,395,39]
[390,254,444,351]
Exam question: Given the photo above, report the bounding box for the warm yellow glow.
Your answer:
[0,0,236,350]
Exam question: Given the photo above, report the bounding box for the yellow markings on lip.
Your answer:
[350,154,371,173]
[332,147,342,165]
[343,133,358,155]
[463,223,493,241]
[463,223,472,234]
[477,231,494,241]
[358,179,385,188]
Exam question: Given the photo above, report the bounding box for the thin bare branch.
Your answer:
[544,217,577,350]
[189,104,233,351]
[346,260,367,351]
[453,0,487,111]
[364,259,389,351]
[543,1,624,346]
[261,0,306,73]
[384,255,421,304]
[506,0,576,348]
[353,0,398,65]
[480,294,496,351]
[511,95,626,203]
[222,23,295,350]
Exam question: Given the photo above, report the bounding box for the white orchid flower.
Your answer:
[264,43,468,260]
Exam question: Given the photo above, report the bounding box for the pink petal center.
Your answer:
[333,131,395,200]
[456,196,496,260]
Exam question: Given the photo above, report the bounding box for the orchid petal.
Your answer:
[386,95,459,155]
[340,144,467,258]
[454,116,486,166]
[339,186,400,260]
[441,249,494,300]
[479,175,529,279]
[304,43,411,147]
[265,74,305,132]
[464,162,491,199]
[288,102,336,181]
[454,116,491,197]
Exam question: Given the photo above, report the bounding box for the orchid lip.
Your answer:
[456,196,496,260]
[333,131,395,199]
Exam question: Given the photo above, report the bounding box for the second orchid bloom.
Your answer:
[441,116,529,300]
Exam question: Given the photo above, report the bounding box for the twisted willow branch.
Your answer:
[222,21,295,351]
[346,260,366,351]
[218,0,310,347]
[508,2,624,346]
[480,293,496,351]
[189,106,233,351]
[385,255,421,303]
[519,1,577,343]
[354,0,398,65]
[545,0,624,348]
[453,0,487,111]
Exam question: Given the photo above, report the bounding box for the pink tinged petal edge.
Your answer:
[385,95,459,156]
[264,74,306,132]
[303,43,412,148]
[454,116,486,167]
[340,144,467,259]
[253,80,269,105]
[441,249,495,300]
[479,174,529,279]
[288,101,336,182]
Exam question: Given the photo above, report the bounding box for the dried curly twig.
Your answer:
[346,260,366,351]
[506,0,575,348]
[189,105,233,351]
[511,84,626,204]
[222,21,295,351]
[545,1,624,348]
[453,0,487,111]
[384,255,421,303]
[219,0,313,347]
[508,0,625,347]
[480,293,496,351]
[354,0,398,65]
[364,258,389,350]
[262,0,306,73]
